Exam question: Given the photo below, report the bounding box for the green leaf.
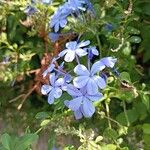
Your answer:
[101,144,117,150]
[103,128,118,140]
[1,134,11,150]
[129,36,141,43]
[120,72,131,83]
[15,134,38,150]
[40,119,50,127]
[35,112,50,120]
[126,26,140,35]
[141,94,150,110]
[116,109,139,126]
[142,124,150,134]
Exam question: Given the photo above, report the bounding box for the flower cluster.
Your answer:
[50,0,95,32]
[41,39,117,119]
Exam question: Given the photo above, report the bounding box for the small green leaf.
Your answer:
[15,134,38,150]
[101,144,117,150]
[103,128,118,140]
[126,26,140,35]
[1,134,11,150]
[142,124,150,134]
[120,72,131,83]
[40,119,50,127]
[141,94,149,110]
[129,36,141,43]
[35,112,50,120]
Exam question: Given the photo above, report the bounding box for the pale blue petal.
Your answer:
[78,40,90,48]
[91,61,106,75]
[87,78,98,95]
[74,64,90,76]
[54,23,60,32]
[54,88,62,98]
[76,48,87,57]
[67,84,82,96]
[58,49,68,57]
[66,41,77,50]
[64,50,75,62]
[55,78,64,86]
[48,91,55,104]
[91,47,99,55]
[60,19,67,28]
[41,85,52,95]
[68,97,83,111]
[93,76,106,89]
[100,57,117,68]
[86,92,103,101]
[49,73,55,85]
[48,32,60,42]
[74,108,83,119]
[73,76,89,88]
[82,98,95,118]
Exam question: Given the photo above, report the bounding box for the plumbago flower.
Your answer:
[41,73,64,104]
[50,0,94,32]
[58,40,90,62]
[41,38,117,119]
[73,57,117,95]
[65,84,103,119]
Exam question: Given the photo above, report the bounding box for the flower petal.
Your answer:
[64,50,75,62]
[87,78,98,95]
[78,40,90,48]
[41,85,52,95]
[67,97,83,111]
[58,49,68,57]
[49,73,56,85]
[91,61,105,75]
[66,41,77,50]
[55,78,64,86]
[60,19,67,28]
[100,57,117,68]
[73,76,89,88]
[74,108,83,119]
[82,98,95,118]
[76,48,87,57]
[67,84,82,96]
[86,92,103,101]
[48,90,55,104]
[74,64,90,76]
[54,88,62,98]
[94,76,106,89]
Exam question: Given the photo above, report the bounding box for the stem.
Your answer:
[87,58,91,71]
[123,100,130,126]
[105,100,111,129]
[101,114,122,128]
[75,55,80,64]
[96,34,102,58]
[54,68,66,75]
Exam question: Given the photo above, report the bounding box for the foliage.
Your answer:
[0,0,150,150]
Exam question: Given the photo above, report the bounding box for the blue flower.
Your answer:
[42,57,60,77]
[41,73,64,104]
[65,84,103,119]
[84,46,99,60]
[73,64,106,95]
[73,57,117,95]
[48,32,60,42]
[24,5,37,15]
[67,0,86,12]
[50,4,71,32]
[59,40,90,62]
